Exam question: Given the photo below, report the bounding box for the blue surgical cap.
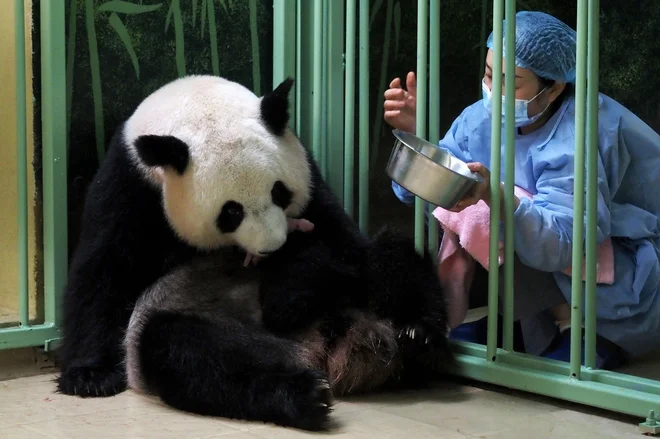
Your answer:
[486,11,577,84]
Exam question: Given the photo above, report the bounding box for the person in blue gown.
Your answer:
[383,11,660,369]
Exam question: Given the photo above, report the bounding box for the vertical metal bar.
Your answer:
[584,0,600,369]
[479,0,488,98]
[570,0,589,379]
[343,0,356,216]
[40,0,69,326]
[16,0,29,327]
[321,0,329,179]
[326,0,345,200]
[502,0,516,352]
[487,0,504,362]
[414,0,428,253]
[272,0,297,131]
[358,0,369,233]
[427,0,440,261]
[312,0,323,165]
[295,0,302,132]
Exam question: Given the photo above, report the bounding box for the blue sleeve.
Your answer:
[511,145,613,272]
[391,109,470,205]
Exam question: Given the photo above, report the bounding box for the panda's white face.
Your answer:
[123,75,312,254]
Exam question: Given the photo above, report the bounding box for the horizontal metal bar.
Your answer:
[0,324,61,351]
[451,342,660,419]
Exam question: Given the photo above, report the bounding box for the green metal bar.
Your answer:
[295,0,302,132]
[454,340,660,394]
[272,0,297,131]
[40,0,69,327]
[502,0,516,352]
[570,0,589,379]
[15,0,29,327]
[312,0,323,165]
[427,0,440,262]
[0,324,61,351]
[414,0,428,254]
[326,0,345,200]
[584,0,600,370]
[295,2,314,150]
[321,0,329,179]
[487,0,504,362]
[451,346,660,420]
[343,0,356,216]
[479,0,488,98]
[358,0,369,233]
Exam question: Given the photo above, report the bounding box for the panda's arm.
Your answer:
[258,234,364,334]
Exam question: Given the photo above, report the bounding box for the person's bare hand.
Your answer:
[383,71,417,133]
[448,163,492,213]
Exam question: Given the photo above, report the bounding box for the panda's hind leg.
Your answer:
[136,310,333,431]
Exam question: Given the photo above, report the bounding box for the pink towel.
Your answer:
[433,185,615,329]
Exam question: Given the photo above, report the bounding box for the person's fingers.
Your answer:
[406,72,417,98]
[384,110,402,122]
[384,99,407,111]
[467,162,486,175]
[384,88,406,101]
[389,77,401,89]
[287,218,315,233]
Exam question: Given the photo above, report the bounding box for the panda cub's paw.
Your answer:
[398,320,450,350]
[56,365,127,398]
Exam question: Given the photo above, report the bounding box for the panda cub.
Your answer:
[56,74,451,431]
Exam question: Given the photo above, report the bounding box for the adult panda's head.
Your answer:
[123,75,312,255]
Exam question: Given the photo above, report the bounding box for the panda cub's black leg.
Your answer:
[137,310,333,431]
[367,227,452,360]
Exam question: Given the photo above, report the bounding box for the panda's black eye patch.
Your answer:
[217,201,244,233]
[271,180,293,209]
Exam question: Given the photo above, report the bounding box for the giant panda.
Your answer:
[56,75,451,430]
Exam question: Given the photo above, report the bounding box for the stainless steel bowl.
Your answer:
[385,129,483,208]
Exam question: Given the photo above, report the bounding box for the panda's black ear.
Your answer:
[260,77,294,136]
[134,135,190,175]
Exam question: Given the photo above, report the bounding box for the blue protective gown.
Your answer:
[392,93,660,358]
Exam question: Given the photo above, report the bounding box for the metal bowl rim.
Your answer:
[391,129,484,184]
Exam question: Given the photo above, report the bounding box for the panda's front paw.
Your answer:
[56,365,127,397]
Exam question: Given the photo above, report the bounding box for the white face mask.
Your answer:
[482,80,550,128]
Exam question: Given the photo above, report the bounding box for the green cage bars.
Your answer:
[272,0,660,429]
[3,0,660,432]
[1,0,66,352]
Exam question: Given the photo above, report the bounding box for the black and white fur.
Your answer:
[56,75,451,430]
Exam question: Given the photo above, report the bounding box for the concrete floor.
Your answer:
[0,370,652,439]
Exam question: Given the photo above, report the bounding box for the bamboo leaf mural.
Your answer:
[165,0,173,32]
[200,0,207,37]
[393,1,400,60]
[192,0,198,28]
[249,0,260,95]
[108,12,141,79]
[97,0,162,14]
[85,0,105,165]
[207,0,220,75]
[369,0,383,29]
[172,0,186,77]
[66,0,78,149]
